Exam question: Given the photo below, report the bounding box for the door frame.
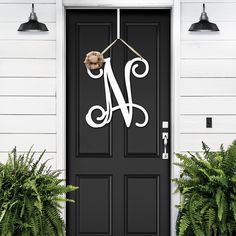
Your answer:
[56,1,181,235]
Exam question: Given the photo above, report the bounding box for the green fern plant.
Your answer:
[0,147,78,236]
[173,140,236,236]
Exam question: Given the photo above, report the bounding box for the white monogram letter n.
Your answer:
[85,57,149,128]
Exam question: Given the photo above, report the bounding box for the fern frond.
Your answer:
[174,140,236,235]
[0,148,78,235]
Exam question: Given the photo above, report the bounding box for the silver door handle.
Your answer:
[162,132,168,159]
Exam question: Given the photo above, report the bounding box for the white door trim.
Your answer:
[63,0,173,7]
[56,1,181,235]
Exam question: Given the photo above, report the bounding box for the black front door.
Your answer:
[66,9,170,236]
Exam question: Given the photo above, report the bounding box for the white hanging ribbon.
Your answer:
[101,38,144,59]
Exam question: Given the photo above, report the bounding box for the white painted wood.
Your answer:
[181,22,236,40]
[0,152,56,169]
[180,78,236,96]
[0,4,56,22]
[172,0,181,154]
[171,1,181,236]
[0,2,57,170]
[181,41,236,59]
[0,153,11,164]
[181,59,236,78]
[179,134,236,152]
[56,0,66,174]
[0,78,56,96]
[0,115,56,133]
[180,97,236,115]
[63,0,173,7]
[56,0,66,223]
[182,0,236,3]
[0,133,56,152]
[0,59,56,77]
[0,23,56,40]
[0,41,56,58]
[180,115,236,133]
[0,0,55,3]
[181,2,236,21]
[0,97,55,114]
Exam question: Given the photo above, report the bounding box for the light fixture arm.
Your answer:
[29,3,38,21]
[200,3,209,21]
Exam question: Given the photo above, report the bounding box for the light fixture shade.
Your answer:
[189,3,219,32]
[18,4,48,32]
[189,21,219,31]
[18,20,48,31]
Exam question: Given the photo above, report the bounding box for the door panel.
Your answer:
[66,9,170,236]
[78,175,112,234]
[125,175,159,234]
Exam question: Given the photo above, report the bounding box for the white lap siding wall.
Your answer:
[180,0,236,152]
[0,0,56,166]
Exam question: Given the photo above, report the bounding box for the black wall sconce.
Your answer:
[189,3,219,31]
[18,4,48,32]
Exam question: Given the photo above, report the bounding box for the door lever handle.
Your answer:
[162,132,168,159]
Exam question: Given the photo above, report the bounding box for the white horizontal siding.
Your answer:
[180,115,236,133]
[0,1,56,168]
[0,134,56,152]
[180,97,236,115]
[0,97,55,114]
[181,3,236,21]
[0,59,56,77]
[181,0,236,3]
[0,0,55,3]
[181,41,236,58]
[0,4,56,22]
[0,23,56,40]
[179,134,236,152]
[180,0,236,153]
[0,41,56,58]
[180,78,236,96]
[0,115,56,133]
[0,78,56,95]
[181,59,236,77]
[0,152,56,167]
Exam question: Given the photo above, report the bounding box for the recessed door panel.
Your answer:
[125,175,159,235]
[124,23,160,157]
[77,175,112,235]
